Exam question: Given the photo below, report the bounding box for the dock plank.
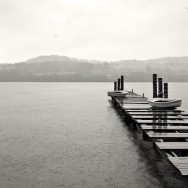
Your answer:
[141,125,188,131]
[168,157,188,176]
[146,132,188,139]
[117,98,148,102]
[128,112,188,116]
[132,115,188,120]
[123,106,152,110]
[137,119,188,125]
[121,102,149,104]
[155,142,188,150]
[126,109,184,113]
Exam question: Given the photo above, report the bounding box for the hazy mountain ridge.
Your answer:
[0,55,188,81]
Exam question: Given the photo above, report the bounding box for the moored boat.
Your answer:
[107,90,128,97]
[148,98,182,108]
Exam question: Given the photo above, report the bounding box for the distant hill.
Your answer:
[0,55,188,82]
[26,55,73,63]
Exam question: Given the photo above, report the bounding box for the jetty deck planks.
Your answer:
[111,90,188,176]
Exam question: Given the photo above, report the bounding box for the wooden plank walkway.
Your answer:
[111,90,188,177]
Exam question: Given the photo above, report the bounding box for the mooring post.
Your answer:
[132,89,133,93]
[118,78,121,90]
[120,75,124,90]
[143,93,144,98]
[153,74,157,98]
[114,81,117,91]
[158,78,163,98]
[164,83,168,98]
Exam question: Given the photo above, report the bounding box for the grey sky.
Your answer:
[0,0,188,63]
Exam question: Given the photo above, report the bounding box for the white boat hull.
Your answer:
[148,98,182,108]
[107,90,128,97]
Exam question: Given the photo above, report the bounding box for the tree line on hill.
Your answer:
[0,55,188,82]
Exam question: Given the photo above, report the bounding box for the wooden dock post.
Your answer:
[164,83,168,98]
[153,74,157,98]
[118,78,121,90]
[158,78,163,98]
[114,81,117,91]
[120,75,124,90]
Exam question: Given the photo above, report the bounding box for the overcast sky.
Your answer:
[0,0,188,63]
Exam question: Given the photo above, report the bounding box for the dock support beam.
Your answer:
[164,83,168,98]
[153,74,157,98]
[120,75,124,90]
[158,78,163,98]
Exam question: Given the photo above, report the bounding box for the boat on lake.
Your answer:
[148,98,182,108]
[107,90,128,97]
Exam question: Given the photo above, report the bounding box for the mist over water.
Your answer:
[0,82,188,188]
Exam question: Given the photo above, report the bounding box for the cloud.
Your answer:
[0,0,188,63]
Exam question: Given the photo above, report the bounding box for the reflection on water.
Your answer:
[0,82,188,188]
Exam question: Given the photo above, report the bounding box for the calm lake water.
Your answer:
[0,82,188,188]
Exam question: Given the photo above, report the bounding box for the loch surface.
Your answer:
[0,82,188,188]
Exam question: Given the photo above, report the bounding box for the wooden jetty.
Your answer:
[109,74,188,177]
